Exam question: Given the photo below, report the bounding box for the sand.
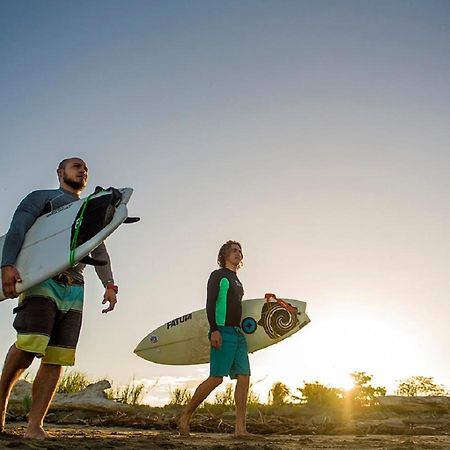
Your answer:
[1,424,450,450]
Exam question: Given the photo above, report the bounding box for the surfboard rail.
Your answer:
[134,297,311,365]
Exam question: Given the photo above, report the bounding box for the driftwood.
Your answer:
[378,396,450,413]
[9,380,133,413]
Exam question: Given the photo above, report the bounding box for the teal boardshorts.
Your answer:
[210,326,251,379]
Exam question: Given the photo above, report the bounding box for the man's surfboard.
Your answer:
[0,187,135,301]
[134,295,311,365]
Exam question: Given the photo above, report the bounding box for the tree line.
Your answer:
[268,372,448,408]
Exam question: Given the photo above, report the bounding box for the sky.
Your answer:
[0,0,449,405]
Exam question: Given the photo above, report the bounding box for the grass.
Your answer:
[107,379,146,405]
[17,370,448,411]
[57,370,91,394]
[169,386,192,406]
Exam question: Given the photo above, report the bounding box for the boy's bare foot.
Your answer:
[24,426,48,440]
[178,414,191,437]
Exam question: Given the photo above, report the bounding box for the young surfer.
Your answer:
[179,240,254,437]
[0,158,118,439]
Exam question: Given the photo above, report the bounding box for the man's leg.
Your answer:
[0,344,35,432]
[234,374,251,436]
[179,376,223,436]
[24,362,62,439]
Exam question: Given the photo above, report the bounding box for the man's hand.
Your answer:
[1,266,22,298]
[102,287,117,314]
[210,330,222,349]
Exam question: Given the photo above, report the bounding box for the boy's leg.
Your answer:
[234,374,250,436]
[179,376,223,436]
[231,330,253,436]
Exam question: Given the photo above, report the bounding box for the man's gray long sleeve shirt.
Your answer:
[1,188,114,286]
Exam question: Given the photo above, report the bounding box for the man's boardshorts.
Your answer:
[13,278,84,366]
[209,326,251,379]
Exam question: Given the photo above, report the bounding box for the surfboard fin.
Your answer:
[124,217,140,224]
[80,256,108,266]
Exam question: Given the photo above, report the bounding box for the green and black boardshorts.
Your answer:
[13,278,84,366]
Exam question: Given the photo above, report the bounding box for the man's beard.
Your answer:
[63,175,87,190]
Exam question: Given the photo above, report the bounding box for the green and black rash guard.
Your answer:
[206,268,244,332]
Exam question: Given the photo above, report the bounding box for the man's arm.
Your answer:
[91,242,117,313]
[2,192,47,267]
[1,191,47,298]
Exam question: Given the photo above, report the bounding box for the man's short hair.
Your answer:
[58,158,71,170]
[57,157,83,171]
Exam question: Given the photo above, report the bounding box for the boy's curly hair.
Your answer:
[217,240,243,269]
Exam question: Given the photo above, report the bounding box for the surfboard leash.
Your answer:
[264,293,297,313]
[69,191,97,267]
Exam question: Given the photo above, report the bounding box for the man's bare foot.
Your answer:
[24,426,48,440]
[178,414,191,437]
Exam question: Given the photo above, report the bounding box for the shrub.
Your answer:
[57,370,91,394]
[295,381,343,407]
[169,386,192,406]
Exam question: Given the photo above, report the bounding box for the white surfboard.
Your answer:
[134,295,311,365]
[0,187,135,301]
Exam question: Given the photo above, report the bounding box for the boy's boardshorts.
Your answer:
[209,326,250,379]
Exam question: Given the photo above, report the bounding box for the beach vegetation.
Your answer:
[345,371,386,407]
[396,376,448,397]
[268,381,291,406]
[214,383,234,406]
[295,381,343,407]
[22,393,32,415]
[108,379,145,405]
[247,383,260,406]
[57,370,91,394]
[168,386,192,406]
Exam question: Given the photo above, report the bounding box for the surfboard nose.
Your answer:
[134,331,160,358]
[133,337,148,356]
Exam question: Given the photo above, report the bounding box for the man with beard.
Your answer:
[0,157,118,440]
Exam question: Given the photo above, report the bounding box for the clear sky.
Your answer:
[1,0,449,405]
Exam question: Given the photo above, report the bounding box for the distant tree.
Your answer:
[396,376,447,397]
[346,371,386,407]
[295,381,343,407]
[268,382,291,406]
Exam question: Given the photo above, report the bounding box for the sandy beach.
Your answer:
[0,423,450,450]
[4,380,450,449]
[1,425,450,450]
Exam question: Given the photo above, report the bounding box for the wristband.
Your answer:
[106,284,119,294]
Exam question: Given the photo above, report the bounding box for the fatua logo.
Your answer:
[167,313,193,329]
